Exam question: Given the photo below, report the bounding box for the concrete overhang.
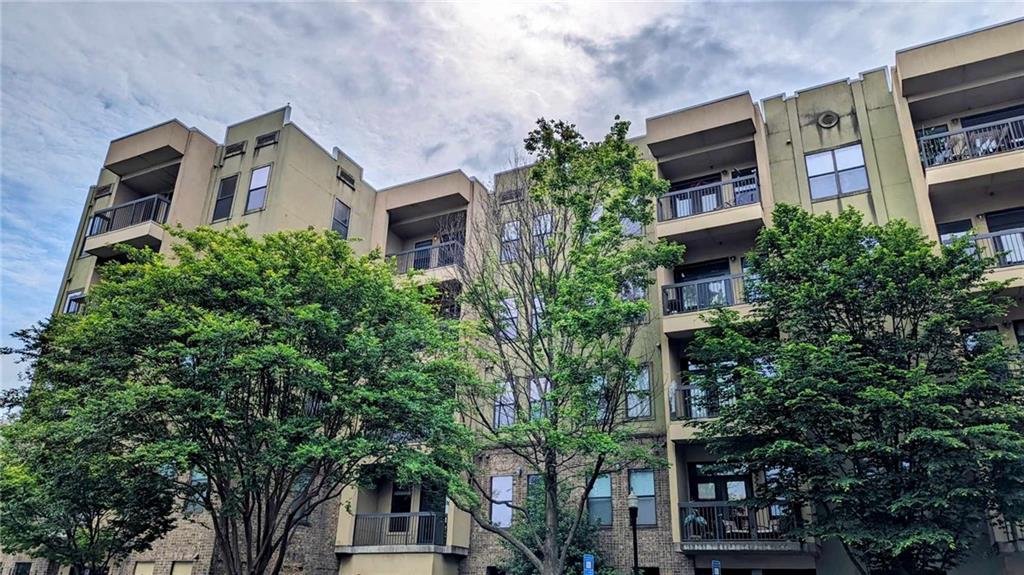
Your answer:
[104,120,191,176]
[82,221,165,258]
[925,149,1024,192]
[657,203,764,244]
[661,303,754,339]
[646,93,758,162]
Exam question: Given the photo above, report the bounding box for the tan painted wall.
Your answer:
[104,120,190,170]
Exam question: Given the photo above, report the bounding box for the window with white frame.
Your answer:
[490,475,514,527]
[499,298,518,339]
[626,364,652,419]
[528,377,550,420]
[587,474,612,526]
[246,165,271,212]
[628,470,656,525]
[501,220,521,263]
[533,213,552,256]
[332,199,351,239]
[494,380,515,429]
[64,290,86,314]
[805,143,869,200]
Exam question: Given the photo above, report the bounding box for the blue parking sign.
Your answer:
[582,553,594,575]
[711,559,722,575]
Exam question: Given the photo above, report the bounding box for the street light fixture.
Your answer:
[627,489,639,575]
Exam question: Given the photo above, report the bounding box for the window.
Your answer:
[223,141,246,158]
[621,215,643,237]
[413,240,433,270]
[133,562,156,575]
[501,220,521,263]
[621,280,647,322]
[494,381,515,429]
[528,377,550,420]
[14,564,31,575]
[93,184,112,198]
[592,375,609,422]
[255,131,279,148]
[437,280,462,320]
[626,364,652,419]
[170,562,194,575]
[185,470,208,514]
[938,220,973,246]
[64,290,85,314]
[526,474,545,505]
[629,470,656,526]
[805,143,868,200]
[499,298,518,340]
[499,187,524,204]
[389,485,412,531]
[587,475,612,526]
[212,175,238,221]
[332,199,351,239]
[1014,320,1024,349]
[533,213,552,256]
[490,475,514,527]
[246,165,271,212]
[530,296,544,332]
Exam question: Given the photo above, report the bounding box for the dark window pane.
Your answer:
[213,176,238,221]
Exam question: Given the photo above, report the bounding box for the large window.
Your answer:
[587,474,612,526]
[494,381,515,429]
[246,165,271,212]
[64,290,85,314]
[212,175,238,221]
[805,143,868,200]
[533,213,552,256]
[626,364,652,419]
[499,298,518,340]
[628,470,656,526]
[490,475,514,527]
[185,470,208,514]
[528,377,550,420]
[501,220,521,263]
[332,198,351,239]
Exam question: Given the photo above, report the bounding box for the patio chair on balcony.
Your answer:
[757,518,781,538]
[722,519,749,539]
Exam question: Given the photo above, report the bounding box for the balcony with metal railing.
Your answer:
[661,273,752,335]
[82,195,171,258]
[678,501,809,553]
[942,228,1024,287]
[387,241,464,274]
[657,175,760,222]
[918,115,1024,170]
[670,383,731,421]
[351,512,448,548]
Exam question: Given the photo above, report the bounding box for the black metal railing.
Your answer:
[657,175,759,222]
[670,383,732,420]
[680,501,795,542]
[387,242,464,273]
[943,228,1024,269]
[352,512,447,547]
[918,115,1024,168]
[86,195,170,237]
[663,274,748,315]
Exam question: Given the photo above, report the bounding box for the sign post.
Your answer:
[711,559,722,575]
[582,553,595,575]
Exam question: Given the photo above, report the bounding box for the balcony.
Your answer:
[678,501,808,554]
[658,175,760,222]
[387,241,464,274]
[82,196,170,258]
[661,274,752,335]
[351,512,448,548]
[670,383,730,421]
[943,228,1024,287]
[919,115,1024,168]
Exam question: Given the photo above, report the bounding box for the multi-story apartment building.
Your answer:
[4,17,1022,575]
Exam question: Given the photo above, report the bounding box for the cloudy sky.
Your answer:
[1,2,1021,387]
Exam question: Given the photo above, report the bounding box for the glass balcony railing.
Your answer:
[657,175,759,222]
[918,115,1024,168]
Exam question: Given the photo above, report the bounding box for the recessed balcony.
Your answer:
[677,501,810,554]
[661,273,753,335]
[387,241,464,274]
[943,227,1024,287]
[82,195,170,258]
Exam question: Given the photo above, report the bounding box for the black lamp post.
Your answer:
[627,489,639,575]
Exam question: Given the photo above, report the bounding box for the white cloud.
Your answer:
[1,2,1021,387]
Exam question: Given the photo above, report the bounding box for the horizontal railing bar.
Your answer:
[384,241,463,258]
[663,175,758,198]
[662,272,747,290]
[917,114,1024,143]
[92,194,169,216]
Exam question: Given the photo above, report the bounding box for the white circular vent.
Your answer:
[817,111,840,128]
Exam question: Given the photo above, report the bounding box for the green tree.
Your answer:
[688,204,1024,575]
[3,227,468,575]
[442,118,684,575]
[0,361,177,575]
